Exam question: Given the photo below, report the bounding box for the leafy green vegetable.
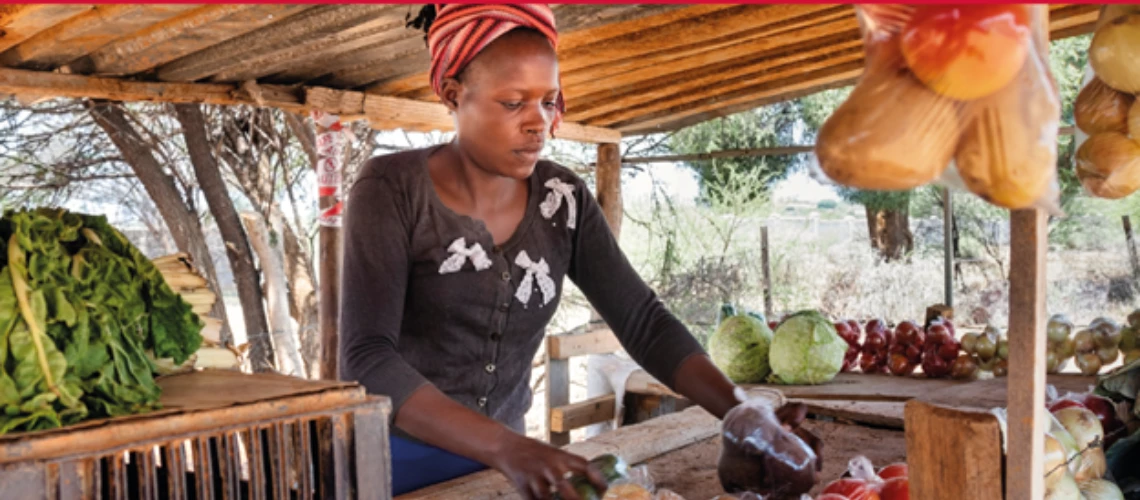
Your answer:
[710,312,773,384]
[767,310,846,385]
[0,208,202,434]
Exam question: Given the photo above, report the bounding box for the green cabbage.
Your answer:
[768,310,845,385]
[709,311,772,384]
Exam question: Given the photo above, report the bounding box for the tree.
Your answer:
[174,103,276,373]
[668,101,803,203]
[87,101,238,343]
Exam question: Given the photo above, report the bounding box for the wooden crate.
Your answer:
[0,370,391,500]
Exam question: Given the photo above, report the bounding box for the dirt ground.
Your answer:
[639,419,908,500]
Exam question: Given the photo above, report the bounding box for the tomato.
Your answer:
[877,463,908,480]
[879,477,910,500]
[900,4,1032,100]
[817,495,850,500]
[822,479,882,500]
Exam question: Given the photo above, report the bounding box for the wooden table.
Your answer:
[0,370,392,500]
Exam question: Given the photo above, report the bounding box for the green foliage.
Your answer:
[816,200,838,210]
[0,208,202,434]
[668,102,803,203]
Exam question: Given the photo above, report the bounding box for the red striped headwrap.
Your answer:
[427,4,566,134]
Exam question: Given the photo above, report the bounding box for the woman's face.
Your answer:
[443,29,560,180]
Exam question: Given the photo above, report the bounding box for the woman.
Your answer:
[339,4,816,498]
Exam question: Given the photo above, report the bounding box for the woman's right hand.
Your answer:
[491,432,609,500]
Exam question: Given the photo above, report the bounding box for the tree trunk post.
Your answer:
[175,103,276,373]
[87,101,234,345]
[943,187,954,308]
[761,225,773,319]
[1124,215,1140,282]
[313,111,346,381]
[1006,209,1048,500]
[241,212,306,378]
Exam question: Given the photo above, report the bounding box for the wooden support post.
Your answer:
[1124,215,1140,281]
[1006,209,1048,500]
[761,226,773,318]
[943,187,954,308]
[314,112,345,380]
[596,143,623,239]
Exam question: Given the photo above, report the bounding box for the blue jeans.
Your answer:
[391,435,488,495]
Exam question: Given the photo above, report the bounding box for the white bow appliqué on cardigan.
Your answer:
[539,178,577,229]
[514,251,556,307]
[438,237,493,274]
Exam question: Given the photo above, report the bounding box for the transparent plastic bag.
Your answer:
[716,399,820,499]
[813,5,1062,213]
[1073,5,1140,200]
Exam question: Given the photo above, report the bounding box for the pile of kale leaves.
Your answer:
[0,208,202,434]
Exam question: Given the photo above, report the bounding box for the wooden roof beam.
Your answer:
[587,48,863,128]
[0,5,200,70]
[0,5,93,53]
[71,5,313,76]
[561,6,854,102]
[0,66,304,110]
[568,27,861,123]
[207,7,413,83]
[0,67,618,144]
[155,5,392,83]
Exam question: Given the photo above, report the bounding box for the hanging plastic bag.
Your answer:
[814,5,1062,213]
[1073,5,1140,199]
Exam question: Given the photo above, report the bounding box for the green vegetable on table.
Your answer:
[709,304,773,384]
[767,310,846,385]
[0,208,203,434]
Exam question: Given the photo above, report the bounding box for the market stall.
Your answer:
[0,3,1130,500]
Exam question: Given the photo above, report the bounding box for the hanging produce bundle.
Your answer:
[0,208,203,435]
[1074,5,1140,199]
[815,4,1061,212]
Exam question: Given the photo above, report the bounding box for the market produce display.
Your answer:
[0,208,203,434]
[1075,5,1140,200]
[815,4,1061,211]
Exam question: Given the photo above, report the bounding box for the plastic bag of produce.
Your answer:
[813,5,1062,213]
[717,399,821,499]
[1073,5,1140,200]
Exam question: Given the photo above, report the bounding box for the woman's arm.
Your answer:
[564,179,740,419]
[340,168,604,499]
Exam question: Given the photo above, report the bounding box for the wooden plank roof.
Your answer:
[0,4,1100,139]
